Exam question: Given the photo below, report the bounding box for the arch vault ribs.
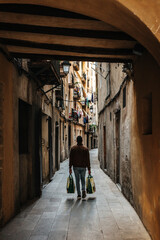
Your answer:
[0,3,137,62]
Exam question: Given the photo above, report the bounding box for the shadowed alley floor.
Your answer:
[0,149,151,240]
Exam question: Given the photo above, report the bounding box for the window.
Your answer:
[123,86,126,108]
[87,79,90,88]
[19,100,31,154]
[142,93,152,135]
[63,122,64,141]
[106,63,110,99]
[110,112,112,121]
[100,63,102,73]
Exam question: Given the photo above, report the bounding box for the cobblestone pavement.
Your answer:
[0,149,151,240]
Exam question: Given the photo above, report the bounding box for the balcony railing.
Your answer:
[73,87,81,99]
[28,60,61,86]
[69,109,78,122]
[69,108,82,122]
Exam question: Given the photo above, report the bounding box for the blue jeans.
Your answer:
[73,167,86,196]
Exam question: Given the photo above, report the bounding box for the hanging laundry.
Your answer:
[91,93,94,103]
[86,116,88,123]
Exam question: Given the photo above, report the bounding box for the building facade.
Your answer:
[97,52,160,240]
[0,55,98,227]
[98,62,134,202]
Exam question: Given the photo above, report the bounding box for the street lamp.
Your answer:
[62,61,71,75]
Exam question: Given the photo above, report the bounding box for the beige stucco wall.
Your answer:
[0,53,42,225]
[42,114,49,182]
[131,51,160,240]
[98,52,160,240]
[98,61,134,208]
[0,52,14,224]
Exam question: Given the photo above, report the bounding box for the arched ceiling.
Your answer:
[0,1,159,63]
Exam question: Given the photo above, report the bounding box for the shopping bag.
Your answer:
[66,174,75,193]
[86,175,96,194]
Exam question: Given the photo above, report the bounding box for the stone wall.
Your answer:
[0,52,15,225]
[98,62,134,204]
[0,81,4,225]
[0,53,42,226]
[98,53,160,240]
[131,51,160,240]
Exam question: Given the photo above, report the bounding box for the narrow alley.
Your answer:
[0,149,151,240]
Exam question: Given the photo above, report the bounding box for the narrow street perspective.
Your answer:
[0,149,151,240]
[0,2,160,240]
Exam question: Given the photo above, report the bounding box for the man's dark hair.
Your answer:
[77,135,82,144]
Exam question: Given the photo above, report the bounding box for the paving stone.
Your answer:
[29,235,48,240]
[48,230,67,240]
[32,218,54,235]
[41,212,56,218]
[0,149,151,240]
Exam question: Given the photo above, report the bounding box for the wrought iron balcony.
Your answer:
[73,90,81,99]
[55,90,63,100]
[28,60,61,87]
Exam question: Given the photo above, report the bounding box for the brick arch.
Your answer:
[0,0,160,63]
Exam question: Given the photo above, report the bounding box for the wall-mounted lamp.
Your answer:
[62,61,71,75]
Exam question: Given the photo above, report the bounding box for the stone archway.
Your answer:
[0,0,160,64]
[0,2,160,240]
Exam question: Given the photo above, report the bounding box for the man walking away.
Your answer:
[69,136,91,199]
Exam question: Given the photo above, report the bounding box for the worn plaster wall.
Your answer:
[132,52,160,240]
[16,72,34,206]
[41,85,53,183]
[97,63,108,112]
[0,53,42,225]
[0,52,14,225]
[98,63,133,203]
[59,118,67,162]
[52,107,60,172]
[42,114,49,183]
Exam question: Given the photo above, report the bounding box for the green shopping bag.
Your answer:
[86,175,96,194]
[66,174,75,193]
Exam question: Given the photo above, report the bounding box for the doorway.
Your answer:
[42,114,49,184]
[115,111,121,185]
[103,126,107,169]
[48,117,53,180]
[68,124,71,152]
[19,99,31,205]
[94,139,96,148]
[55,121,59,170]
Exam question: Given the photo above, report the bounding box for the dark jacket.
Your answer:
[69,144,90,170]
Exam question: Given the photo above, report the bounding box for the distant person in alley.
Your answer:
[69,136,91,199]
